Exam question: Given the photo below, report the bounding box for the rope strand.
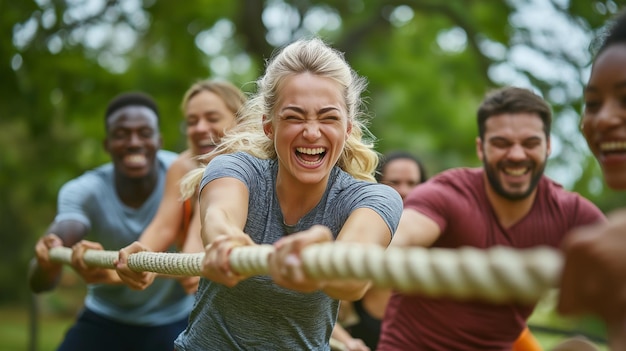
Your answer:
[48,243,562,304]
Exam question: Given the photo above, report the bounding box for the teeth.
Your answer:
[300,159,321,166]
[504,167,527,176]
[296,147,325,155]
[124,154,147,166]
[600,141,626,151]
[199,140,216,147]
[127,155,144,162]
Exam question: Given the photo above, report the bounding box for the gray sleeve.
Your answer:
[199,153,257,193]
[54,176,92,229]
[345,183,403,236]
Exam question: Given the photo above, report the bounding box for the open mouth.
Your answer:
[599,141,626,155]
[123,154,147,168]
[196,139,217,154]
[502,167,529,176]
[295,147,327,166]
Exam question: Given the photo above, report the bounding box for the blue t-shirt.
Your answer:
[55,150,194,326]
[175,152,402,350]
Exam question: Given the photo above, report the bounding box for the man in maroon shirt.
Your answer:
[378,87,606,351]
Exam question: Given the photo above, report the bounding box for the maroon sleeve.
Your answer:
[572,196,607,227]
[403,181,454,234]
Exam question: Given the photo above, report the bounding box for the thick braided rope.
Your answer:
[48,245,273,277]
[48,243,561,304]
[301,243,561,305]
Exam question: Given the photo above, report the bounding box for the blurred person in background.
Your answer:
[28,92,193,351]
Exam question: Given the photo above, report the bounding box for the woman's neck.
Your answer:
[275,170,329,225]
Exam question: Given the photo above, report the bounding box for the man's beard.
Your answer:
[483,157,546,201]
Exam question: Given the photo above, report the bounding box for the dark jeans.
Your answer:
[57,307,188,351]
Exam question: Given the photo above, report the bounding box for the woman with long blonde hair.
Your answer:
[147,38,402,350]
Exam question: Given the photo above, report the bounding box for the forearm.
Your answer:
[139,227,175,252]
[30,220,89,292]
[202,207,248,245]
[138,210,183,252]
[28,258,62,293]
[331,322,354,344]
[180,211,203,253]
[323,280,370,301]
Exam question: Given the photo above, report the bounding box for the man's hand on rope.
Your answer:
[35,234,64,272]
[269,225,333,293]
[201,233,254,287]
[71,240,120,284]
[116,241,157,290]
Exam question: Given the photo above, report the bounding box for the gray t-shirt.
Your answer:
[175,152,402,350]
[55,150,194,326]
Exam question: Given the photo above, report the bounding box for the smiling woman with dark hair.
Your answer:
[558,9,626,349]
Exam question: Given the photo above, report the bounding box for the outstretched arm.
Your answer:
[116,155,201,291]
[29,220,87,293]
[175,209,203,294]
[196,176,253,286]
[139,154,194,252]
[389,209,441,248]
[330,323,370,351]
[117,174,251,291]
[269,207,393,301]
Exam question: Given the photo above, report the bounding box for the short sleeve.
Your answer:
[199,152,261,194]
[403,181,455,233]
[349,183,403,236]
[54,177,93,228]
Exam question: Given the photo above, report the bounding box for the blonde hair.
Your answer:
[181,38,378,199]
[181,80,246,117]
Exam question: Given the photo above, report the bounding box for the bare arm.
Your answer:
[331,323,370,351]
[116,176,250,290]
[175,209,203,294]
[389,209,441,248]
[269,207,393,301]
[197,177,253,286]
[198,177,249,245]
[139,154,195,251]
[29,220,87,293]
[325,207,393,300]
[116,154,199,290]
[181,208,203,253]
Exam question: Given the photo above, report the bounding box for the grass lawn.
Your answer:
[0,304,74,351]
[1,269,84,351]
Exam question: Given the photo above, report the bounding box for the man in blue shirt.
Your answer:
[29,92,193,351]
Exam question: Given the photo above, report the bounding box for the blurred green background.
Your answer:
[2,0,625,349]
